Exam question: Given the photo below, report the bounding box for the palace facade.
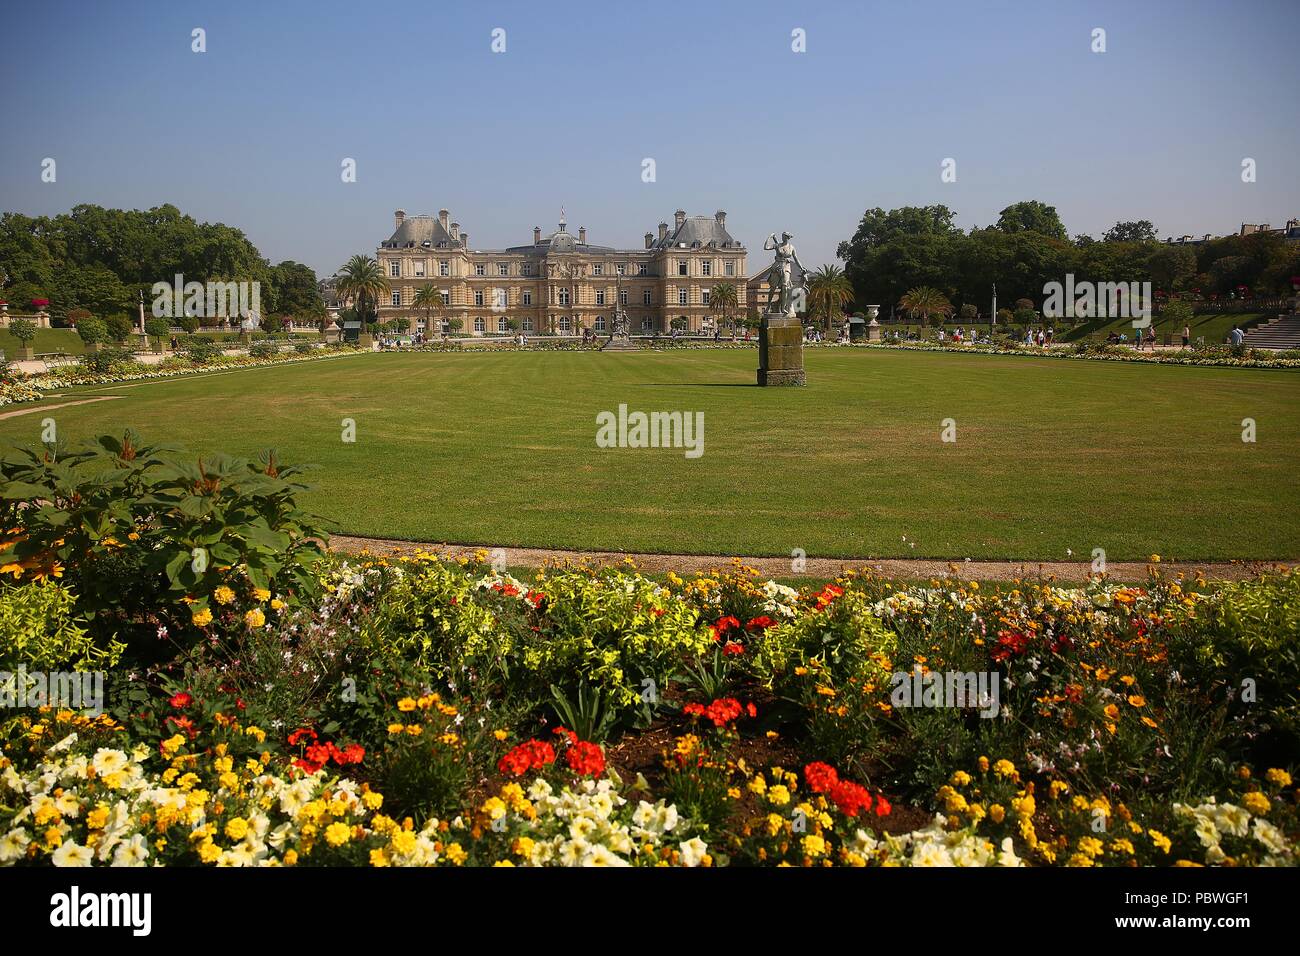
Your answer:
[374,208,748,335]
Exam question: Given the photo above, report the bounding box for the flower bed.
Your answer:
[1,434,1296,867]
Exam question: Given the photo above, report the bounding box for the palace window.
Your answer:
[677,260,688,276]
[595,315,606,331]
[475,290,484,306]
[493,289,507,309]
[391,291,401,306]
[643,290,652,305]
[558,317,571,332]
[475,264,486,276]
[641,317,652,331]
[498,263,509,276]
[498,317,509,332]
[593,264,603,276]
[522,318,533,331]
[616,264,626,276]
[637,264,648,276]
[724,260,735,276]
[414,260,426,277]
[678,289,688,306]
[439,260,449,276]
[522,291,532,306]
[522,263,533,276]
[474,317,485,332]
[619,290,628,305]
[701,261,711,277]
[596,291,606,305]
[440,291,450,305]
[558,289,571,306]
[702,289,711,305]
[389,261,400,278]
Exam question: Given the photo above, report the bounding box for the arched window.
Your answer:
[473,317,485,332]
[558,317,571,333]
[497,317,508,332]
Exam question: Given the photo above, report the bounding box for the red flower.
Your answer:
[745,615,775,632]
[164,715,197,739]
[829,780,873,818]
[552,726,579,746]
[337,743,366,765]
[991,630,1030,662]
[874,795,892,817]
[804,761,840,793]
[168,691,193,709]
[710,616,741,641]
[498,740,557,777]
[566,740,606,777]
[723,641,745,657]
[813,584,845,609]
[288,727,318,746]
[683,697,750,728]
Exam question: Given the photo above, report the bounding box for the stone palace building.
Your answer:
[374,208,748,335]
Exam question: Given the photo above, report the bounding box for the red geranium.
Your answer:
[812,584,845,609]
[498,739,556,777]
[168,691,193,709]
[722,641,745,657]
[829,780,874,818]
[288,727,318,746]
[710,615,741,641]
[566,740,606,777]
[745,615,775,632]
[682,697,753,728]
[804,761,840,793]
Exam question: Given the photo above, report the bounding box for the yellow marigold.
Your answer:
[1265,768,1292,788]
[767,785,791,807]
[397,697,417,712]
[369,848,390,867]
[252,587,271,601]
[270,599,286,611]
[191,607,213,627]
[444,842,467,865]
[1127,695,1146,708]
[243,607,265,627]
[324,822,351,847]
[977,756,990,773]
[493,729,509,741]
[950,770,972,787]
[1242,791,1270,816]
[993,759,1017,778]
[1148,829,1172,854]
[988,804,1006,824]
[213,586,236,605]
[224,817,250,841]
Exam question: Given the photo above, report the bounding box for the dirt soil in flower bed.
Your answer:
[331,535,1287,583]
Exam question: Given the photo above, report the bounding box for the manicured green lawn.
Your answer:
[0,327,85,357]
[3,348,1297,560]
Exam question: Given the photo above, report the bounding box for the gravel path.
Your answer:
[330,535,1285,582]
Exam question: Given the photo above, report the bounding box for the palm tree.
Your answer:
[808,265,854,332]
[898,286,954,328]
[709,282,738,331]
[335,255,390,327]
[413,282,446,335]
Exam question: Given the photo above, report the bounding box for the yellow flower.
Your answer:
[977,756,989,773]
[1127,695,1146,708]
[988,804,1006,823]
[1149,554,1160,563]
[1242,791,1270,816]
[993,759,1017,778]
[213,586,236,605]
[1148,829,1172,854]
[950,771,972,787]
[324,822,351,847]
[767,785,791,807]
[270,598,286,611]
[224,817,250,841]
[243,608,265,628]
[444,842,467,865]
[493,729,509,741]
[1103,703,1120,720]
[397,697,418,712]
[191,607,213,627]
[1265,768,1292,788]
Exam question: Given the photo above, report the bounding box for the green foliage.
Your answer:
[249,340,277,358]
[7,319,37,345]
[104,314,134,342]
[0,431,329,656]
[0,580,123,672]
[549,683,621,742]
[143,317,170,340]
[181,337,222,364]
[75,317,108,345]
[77,345,136,374]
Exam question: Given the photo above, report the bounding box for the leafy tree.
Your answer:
[104,314,134,342]
[806,266,852,331]
[898,286,953,327]
[1147,245,1197,295]
[959,303,978,321]
[413,282,446,332]
[708,281,738,329]
[76,317,109,345]
[1161,299,1194,329]
[177,315,200,335]
[1103,220,1159,243]
[334,255,389,325]
[7,318,37,345]
[268,261,324,317]
[995,200,1068,241]
[143,317,170,349]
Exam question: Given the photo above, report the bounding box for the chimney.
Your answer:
[645,232,654,249]
[658,222,668,241]
[450,222,460,241]
[395,209,406,229]
[534,226,542,244]
[578,226,587,244]
[439,209,450,230]
[461,232,468,249]
[715,210,726,226]
[674,209,686,229]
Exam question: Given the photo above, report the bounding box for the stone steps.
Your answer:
[1242,313,1300,350]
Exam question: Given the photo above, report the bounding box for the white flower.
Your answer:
[111,834,151,867]
[0,828,32,863]
[52,841,95,867]
[678,837,709,867]
[91,749,129,776]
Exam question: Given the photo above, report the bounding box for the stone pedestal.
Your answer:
[867,318,881,341]
[757,314,806,386]
[600,333,637,351]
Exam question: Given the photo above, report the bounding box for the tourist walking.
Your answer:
[1182,324,1191,349]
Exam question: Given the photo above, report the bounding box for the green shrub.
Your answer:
[249,340,277,359]
[0,580,123,672]
[181,338,223,364]
[294,341,313,355]
[77,344,135,374]
[0,431,329,658]
[75,317,109,345]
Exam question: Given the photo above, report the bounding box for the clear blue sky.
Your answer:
[2,0,1297,279]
